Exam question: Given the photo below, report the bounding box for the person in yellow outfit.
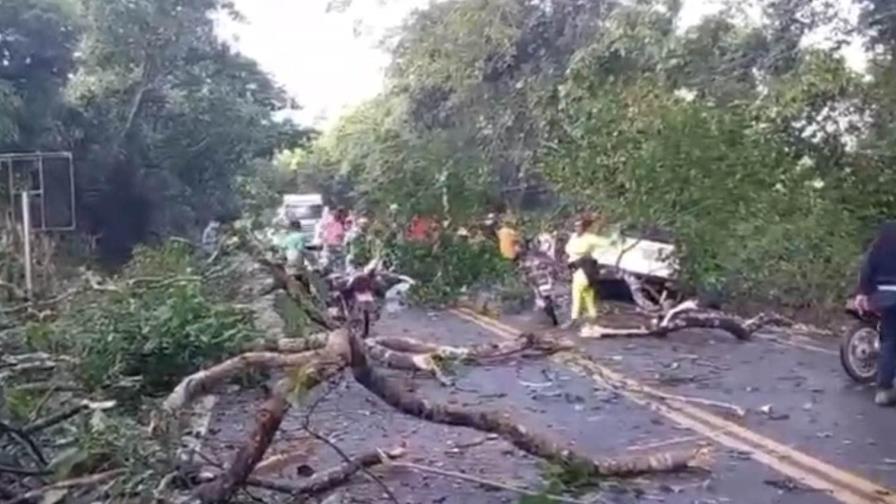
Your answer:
[564,215,606,335]
[497,216,521,261]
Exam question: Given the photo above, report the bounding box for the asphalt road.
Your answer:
[199,303,893,503]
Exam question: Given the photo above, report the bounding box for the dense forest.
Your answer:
[0,0,307,262]
[289,0,896,307]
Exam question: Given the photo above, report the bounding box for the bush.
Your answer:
[545,78,867,308]
[390,233,514,304]
[26,243,257,394]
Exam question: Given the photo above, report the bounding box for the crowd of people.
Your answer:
[268,204,612,335]
[272,206,370,274]
[488,212,609,336]
[261,202,896,407]
[269,204,439,276]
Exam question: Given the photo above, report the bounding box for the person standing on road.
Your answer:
[564,215,605,335]
[321,207,349,270]
[855,221,896,406]
[280,219,307,272]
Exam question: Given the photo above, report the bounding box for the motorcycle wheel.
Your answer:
[543,297,559,327]
[840,321,879,384]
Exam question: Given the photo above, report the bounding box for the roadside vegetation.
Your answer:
[287,0,896,310]
[1,0,896,502]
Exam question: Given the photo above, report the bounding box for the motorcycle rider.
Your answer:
[855,221,896,406]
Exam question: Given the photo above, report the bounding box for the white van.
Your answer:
[275,193,324,242]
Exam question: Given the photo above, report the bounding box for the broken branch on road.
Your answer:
[29,248,710,504]
[246,448,405,497]
[581,299,753,341]
[157,324,709,502]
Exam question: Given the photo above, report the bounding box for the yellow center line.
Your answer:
[450,307,896,504]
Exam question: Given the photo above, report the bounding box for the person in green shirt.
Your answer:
[280,220,307,270]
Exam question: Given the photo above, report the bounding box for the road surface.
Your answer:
[202,304,895,503]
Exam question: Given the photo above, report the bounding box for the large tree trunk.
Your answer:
[194,393,289,503]
[348,332,704,477]
[193,331,352,503]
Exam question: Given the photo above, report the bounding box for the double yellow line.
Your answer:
[451,307,896,504]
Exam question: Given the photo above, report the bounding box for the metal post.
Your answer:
[21,190,32,300]
[38,155,46,229]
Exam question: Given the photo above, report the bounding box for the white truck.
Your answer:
[270,193,325,244]
[592,227,682,313]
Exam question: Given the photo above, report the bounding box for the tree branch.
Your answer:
[246,448,405,497]
[348,332,708,477]
[8,469,125,504]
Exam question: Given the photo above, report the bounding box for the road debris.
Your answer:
[757,404,789,421]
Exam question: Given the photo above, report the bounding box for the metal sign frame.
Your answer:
[0,151,76,231]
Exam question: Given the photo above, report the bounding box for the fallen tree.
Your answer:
[3,239,739,503]
[162,325,711,504]
[147,242,783,503]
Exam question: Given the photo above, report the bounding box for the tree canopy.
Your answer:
[1,0,308,261]
[5,0,896,305]
[292,0,896,306]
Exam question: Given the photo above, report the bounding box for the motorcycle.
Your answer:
[326,258,414,338]
[326,259,377,338]
[840,301,881,384]
[518,243,561,327]
[536,286,559,327]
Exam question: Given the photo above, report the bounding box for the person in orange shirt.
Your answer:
[497,216,521,261]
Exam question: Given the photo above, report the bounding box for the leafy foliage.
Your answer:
[26,243,257,394]
[390,234,513,304]
[305,0,891,308]
[0,0,311,263]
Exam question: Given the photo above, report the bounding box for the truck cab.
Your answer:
[274,193,324,243]
[592,226,682,312]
